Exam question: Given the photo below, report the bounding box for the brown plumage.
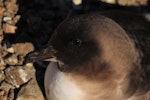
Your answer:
[27,11,150,100]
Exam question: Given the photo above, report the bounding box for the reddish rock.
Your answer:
[4,1,18,17]
[12,43,34,56]
[0,7,5,19]
[3,23,17,34]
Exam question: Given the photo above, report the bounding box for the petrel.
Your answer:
[27,11,150,100]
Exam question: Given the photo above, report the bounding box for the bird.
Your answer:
[26,10,150,100]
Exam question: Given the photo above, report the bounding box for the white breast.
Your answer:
[44,62,84,100]
[44,62,147,100]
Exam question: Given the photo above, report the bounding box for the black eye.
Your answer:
[71,39,82,46]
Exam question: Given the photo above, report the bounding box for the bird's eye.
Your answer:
[71,39,82,46]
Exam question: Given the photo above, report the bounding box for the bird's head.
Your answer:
[26,13,138,76]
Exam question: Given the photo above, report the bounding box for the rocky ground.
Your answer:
[0,0,149,100]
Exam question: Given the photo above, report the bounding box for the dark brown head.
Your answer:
[27,13,138,75]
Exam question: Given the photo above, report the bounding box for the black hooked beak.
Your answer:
[24,46,56,64]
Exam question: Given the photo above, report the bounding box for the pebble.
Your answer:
[7,88,14,100]
[4,1,18,17]
[4,15,20,25]
[0,59,5,70]
[15,62,45,100]
[4,55,18,65]
[0,70,5,81]
[25,63,34,68]
[72,0,82,5]
[0,30,3,35]
[0,90,6,100]
[4,66,30,88]
[1,50,9,58]
[101,0,148,6]
[0,30,3,43]
[0,81,14,99]
[0,62,5,70]
[101,0,116,4]
[0,0,45,100]
[17,55,24,65]
[16,79,45,100]
[3,16,12,22]
[18,68,29,83]
[6,47,14,53]
[12,43,34,56]
[3,23,17,34]
[16,62,45,100]
[0,7,5,19]
[13,15,21,23]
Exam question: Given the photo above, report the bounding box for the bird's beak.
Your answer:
[25,46,57,63]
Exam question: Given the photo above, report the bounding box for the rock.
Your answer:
[0,29,3,36]
[0,30,3,43]
[72,0,82,5]
[13,15,21,23]
[0,59,5,70]
[118,0,148,6]
[100,0,148,6]
[0,81,14,100]
[0,70,5,82]
[0,1,4,7]
[1,50,9,58]
[4,1,18,17]
[6,47,14,53]
[16,79,45,100]
[3,16,12,22]
[16,64,45,100]
[2,23,17,34]
[4,66,31,88]
[4,15,20,25]
[17,55,24,65]
[101,0,116,4]
[0,90,6,100]
[4,55,18,65]
[7,88,14,100]
[0,63,5,70]
[0,7,5,19]
[12,43,34,56]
